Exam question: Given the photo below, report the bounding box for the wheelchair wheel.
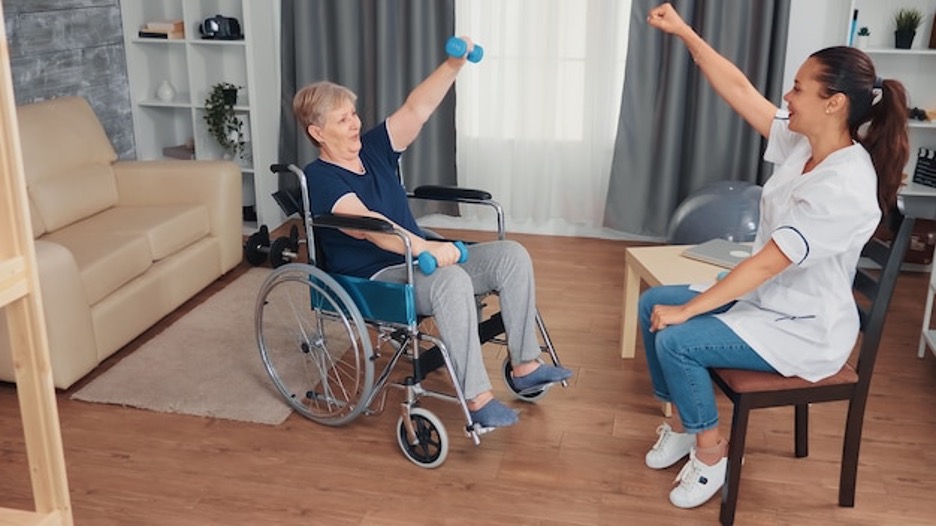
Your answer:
[502,357,550,402]
[256,263,374,426]
[396,407,448,468]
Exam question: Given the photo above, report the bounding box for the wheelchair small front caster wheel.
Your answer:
[397,407,448,468]
[502,357,550,402]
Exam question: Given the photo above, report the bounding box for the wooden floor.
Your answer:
[2,228,936,525]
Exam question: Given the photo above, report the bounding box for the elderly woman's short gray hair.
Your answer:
[292,81,357,147]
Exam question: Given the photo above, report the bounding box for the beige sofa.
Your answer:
[0,96,242,389]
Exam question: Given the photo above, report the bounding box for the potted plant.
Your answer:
[855,26,871,49]
[893,7,923,49]
[203,82,245,158]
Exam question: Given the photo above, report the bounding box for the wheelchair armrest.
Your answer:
[314,213,418,284]
[313,213,396,233]
[409,185,492,202]
[409,185,506,241]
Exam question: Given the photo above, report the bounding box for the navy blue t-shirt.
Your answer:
[303,121,424,277]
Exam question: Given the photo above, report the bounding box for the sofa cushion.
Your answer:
[28,163,119,231]
[53,205,211,260]
[17,96,118,231]
[42,230,152,306]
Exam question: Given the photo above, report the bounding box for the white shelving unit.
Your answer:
[920,252,936,358]
[119,0,283,234]
[848,0,936,178]
[848,1,936,355]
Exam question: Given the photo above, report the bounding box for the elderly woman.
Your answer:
[292,39,572,429]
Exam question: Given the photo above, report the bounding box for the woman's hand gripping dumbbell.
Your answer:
[445,36,484,63]
[418,241,469,275]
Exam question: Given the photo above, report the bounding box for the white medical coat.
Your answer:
[715,112,882,382]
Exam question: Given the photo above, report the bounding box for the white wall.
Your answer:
[782,0,851,92]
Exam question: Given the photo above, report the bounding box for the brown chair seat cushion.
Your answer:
[713,363,858,393]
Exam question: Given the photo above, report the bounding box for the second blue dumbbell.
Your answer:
[418,241,469,275]
[445,36,484,63]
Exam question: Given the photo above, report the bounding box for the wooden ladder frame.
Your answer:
[0,2,74,524]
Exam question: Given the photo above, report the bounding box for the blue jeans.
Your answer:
[638,285,776,433]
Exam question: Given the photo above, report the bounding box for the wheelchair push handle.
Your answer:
[417,241,469,275]
[445,37,484,63]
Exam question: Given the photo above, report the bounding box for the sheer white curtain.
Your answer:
[420,0,631,237]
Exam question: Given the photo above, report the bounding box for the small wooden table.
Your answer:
[620,244,725,359]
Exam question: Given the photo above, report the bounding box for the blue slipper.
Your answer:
[469,399,519,428]
[512,363,573,394]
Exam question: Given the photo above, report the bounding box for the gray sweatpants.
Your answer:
[372,240,541,400]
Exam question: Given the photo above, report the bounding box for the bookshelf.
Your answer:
[119,0,283,233]
[848,0,936,179]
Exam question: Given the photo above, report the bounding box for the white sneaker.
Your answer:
[669,449,727,509]
[645,422,695,469]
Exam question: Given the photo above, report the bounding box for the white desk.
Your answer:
[899,181,936,221]
[904,181,936,361]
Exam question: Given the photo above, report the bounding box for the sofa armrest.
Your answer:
[113,160,242,272]
[0,240,98,389]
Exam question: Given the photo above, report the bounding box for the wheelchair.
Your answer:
[253,163,566,468]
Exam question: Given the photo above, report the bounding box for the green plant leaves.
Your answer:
[203,82,245,157]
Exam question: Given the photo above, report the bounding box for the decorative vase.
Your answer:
[855,35,869,50]
[895,29,916,49]
[155,80,176,102]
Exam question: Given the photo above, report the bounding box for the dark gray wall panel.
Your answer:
[2,0,134,159]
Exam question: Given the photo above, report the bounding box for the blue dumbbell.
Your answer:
[418,241,469,275]
[717,270,729,281]
[445,36,484,63]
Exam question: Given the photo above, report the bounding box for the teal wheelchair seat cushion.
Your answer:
[330,273,417,326]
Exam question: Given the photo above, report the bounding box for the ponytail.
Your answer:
[857,79,908,214]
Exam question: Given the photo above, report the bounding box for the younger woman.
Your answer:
[639,3,909,509]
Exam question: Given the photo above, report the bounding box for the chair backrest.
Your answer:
[851,210,915,388]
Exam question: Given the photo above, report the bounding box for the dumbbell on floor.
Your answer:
[244,224,301,268]
[445,36,484,63]
[269,225,301,268]
[244,225,272,266]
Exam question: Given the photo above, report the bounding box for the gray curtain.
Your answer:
[604,0,790,238]
[279,0,457,215]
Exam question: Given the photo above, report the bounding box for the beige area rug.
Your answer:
[71,267,293,425]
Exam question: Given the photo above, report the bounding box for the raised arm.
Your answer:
[386,38,474,150]
[648,3,778,138]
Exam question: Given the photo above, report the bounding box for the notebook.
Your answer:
[681,238,753,269]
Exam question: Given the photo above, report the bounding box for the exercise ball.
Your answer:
[666,180,761,244]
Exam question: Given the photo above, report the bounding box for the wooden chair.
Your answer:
[709,210,915,526]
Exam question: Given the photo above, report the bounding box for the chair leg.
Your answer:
[720,399,751,526]
[795,404,809,458]
[838,399,866,507]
